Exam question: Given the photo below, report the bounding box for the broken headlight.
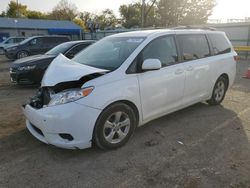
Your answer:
[48,87,94,107]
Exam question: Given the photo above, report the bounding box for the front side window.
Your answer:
[141,36,178,67]
[73,37,145,71]
[178,35,210,61]
[30,38,43,45]
[46,42,73,55]
[68,43,91,56]
[208,33,231,55]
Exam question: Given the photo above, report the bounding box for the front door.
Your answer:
[137,36,186,122]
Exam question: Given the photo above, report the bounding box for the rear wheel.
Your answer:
[94,103,136,150]
[17,51,28,59]
[207,76,228,105]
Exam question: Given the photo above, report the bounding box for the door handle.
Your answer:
[186,66,194,71]
[175,69,184,75]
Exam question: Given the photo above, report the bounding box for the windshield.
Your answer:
[73,37,145,70]
[3,38,13,44]
[19,37,33,45]
[46,42,73,55]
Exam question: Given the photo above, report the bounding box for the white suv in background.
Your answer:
[23,29,237,150]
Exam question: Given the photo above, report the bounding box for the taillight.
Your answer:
[234,55,240,61]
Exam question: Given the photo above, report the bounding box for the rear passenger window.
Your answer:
[178,35,210,61]
[142,36,178,67]
[209,33,231,55]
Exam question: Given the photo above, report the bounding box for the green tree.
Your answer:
[73,18,85,29]
[48,0,78,20]
[6,0,28,17]
[27,10,47,19]
[157,0,216,26]
[119,3,141,28]
[119,1,157,28]
[97,9,117,30]
[0,11,6,17]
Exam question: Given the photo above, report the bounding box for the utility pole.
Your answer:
[16,0,19,17]
[141,0,145,28]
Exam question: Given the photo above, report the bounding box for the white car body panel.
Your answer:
[41,54,108,87]
[137,64,185,123]
[23,29,237,149]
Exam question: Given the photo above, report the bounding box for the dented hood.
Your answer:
[41,54,108,87]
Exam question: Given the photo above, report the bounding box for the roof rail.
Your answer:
[172,25,217,31]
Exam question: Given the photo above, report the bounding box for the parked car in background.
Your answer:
[0,37,25,55]
[23,29,237,150]
[4,35,69,60]
[10,40,94,84]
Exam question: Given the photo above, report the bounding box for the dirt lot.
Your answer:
[0,56,250,188]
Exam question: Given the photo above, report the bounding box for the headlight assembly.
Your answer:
[18,65,36,71]
[7,47,17,51]
[48,87,94,107]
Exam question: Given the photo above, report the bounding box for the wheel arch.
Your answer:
[92,99,140,142]
[16,50,29,59]
[219,73,229,89]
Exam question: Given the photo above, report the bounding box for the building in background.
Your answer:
[0,17,82,42]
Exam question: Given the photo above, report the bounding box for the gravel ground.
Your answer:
[0,56,250,188]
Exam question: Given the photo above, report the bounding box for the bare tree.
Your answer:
[48,0,78,21]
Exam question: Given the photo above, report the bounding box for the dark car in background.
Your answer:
[5,35,69,60]
[10,40,94,85]
[0,37,25,55]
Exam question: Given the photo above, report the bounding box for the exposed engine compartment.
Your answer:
[28,73,104,109]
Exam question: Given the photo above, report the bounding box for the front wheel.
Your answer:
[94,103,137,150]
[17,51,28,59]
[207,76,228,105]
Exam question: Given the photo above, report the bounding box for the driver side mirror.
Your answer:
[142,59,162,71]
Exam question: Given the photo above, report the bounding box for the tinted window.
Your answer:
[178,35,210,61]
[46,42,74,55]
[30,38,43,45]
[68,43,91,56]
[44,37,56,44]
[209,33,231,55]
[141,36,178,67]
[5,38,14,44]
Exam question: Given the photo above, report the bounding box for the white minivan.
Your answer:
[23,29,237,150]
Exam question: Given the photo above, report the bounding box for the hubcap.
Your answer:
[214,81,225,102]
[103,111,130,144]
[19,52,27,58]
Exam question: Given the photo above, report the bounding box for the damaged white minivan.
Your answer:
[23,29,237,150]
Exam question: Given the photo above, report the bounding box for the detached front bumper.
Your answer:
[23,102,102,149]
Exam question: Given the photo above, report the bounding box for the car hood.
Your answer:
[5,44,19,49]
[0,43,17,49]
[13,54,55,65]
[41,54,108,87]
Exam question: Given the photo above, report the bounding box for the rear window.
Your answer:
[208,33,231,55]
[178,35,210,61]
[44,37,69,44]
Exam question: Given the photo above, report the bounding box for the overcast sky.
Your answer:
[0,0,250,19]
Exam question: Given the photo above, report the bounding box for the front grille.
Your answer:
[42,88,51,105]
[30,123,44,136]
[29,88,51,109]
[10,67,18,72]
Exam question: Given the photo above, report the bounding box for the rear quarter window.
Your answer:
[178,34,210,61]
[208,33,231,55]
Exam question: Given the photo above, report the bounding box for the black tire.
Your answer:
[94,103,137,150]
[17,51,28,59]
[207,76,228,105]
